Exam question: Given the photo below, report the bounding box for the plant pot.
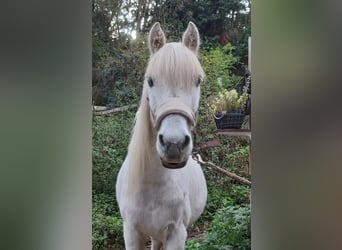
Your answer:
[214,111,245,129]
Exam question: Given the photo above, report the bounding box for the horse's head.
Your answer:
[145,22,204,169]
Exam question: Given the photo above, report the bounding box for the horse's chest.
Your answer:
[125,181,191,233]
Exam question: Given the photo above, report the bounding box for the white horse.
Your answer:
[116,22,207,250]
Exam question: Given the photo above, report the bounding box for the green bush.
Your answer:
[187,203,251,250]
[203,204,251,250]
[92,35,148,107]
[92,192,124,250]
[186,239,203,250]
[228,145,249,169]
[200,44,240,95]
[92,113,134,249]
[92,112,135,196]
[230,185,250,206]
[200,186,233,222]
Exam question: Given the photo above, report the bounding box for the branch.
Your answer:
[194,139,221,151]
[93,104,138,115]
[194,154,251,187]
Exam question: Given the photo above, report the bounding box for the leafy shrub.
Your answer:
[203,204,251,250]
[200,186,233,222]
[200,44,240,95]
[92,112,135,196]
[199,182,250,223]
[230,185,250,206]
[186,239,203,250]
[92,114,135,249]
[227,144,250,178]
[92,192,124,250]
[92,35,149,107]
[187,203,251,250]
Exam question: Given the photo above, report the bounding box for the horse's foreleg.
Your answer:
[163,223,187,250]
[151,237,163,250]
[123,221,146,250]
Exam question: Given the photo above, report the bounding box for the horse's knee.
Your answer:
[151,238,163,250]
[123,222,146,250]
[164,223,187,250]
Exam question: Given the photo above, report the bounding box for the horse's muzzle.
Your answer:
[160,158,188,169]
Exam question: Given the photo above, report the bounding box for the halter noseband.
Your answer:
[151,98,197,130]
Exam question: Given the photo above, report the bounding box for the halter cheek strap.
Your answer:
[152,98,197,130]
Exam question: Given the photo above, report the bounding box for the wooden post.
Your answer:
[248,36,251,175]
[248,36,251,72]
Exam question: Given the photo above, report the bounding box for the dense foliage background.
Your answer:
[92,0,251,249]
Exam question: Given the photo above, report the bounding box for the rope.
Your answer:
[193,153,251,187]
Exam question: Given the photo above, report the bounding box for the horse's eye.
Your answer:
[147,78,154,87]
[196,77,203,86]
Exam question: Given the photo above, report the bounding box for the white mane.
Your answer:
[126,84,154,192]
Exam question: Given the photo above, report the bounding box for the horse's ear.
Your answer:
[148,22,166,54]
[182,22,200,54]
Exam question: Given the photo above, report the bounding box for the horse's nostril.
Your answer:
[159,134,165,146]
[183,135,190,148]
